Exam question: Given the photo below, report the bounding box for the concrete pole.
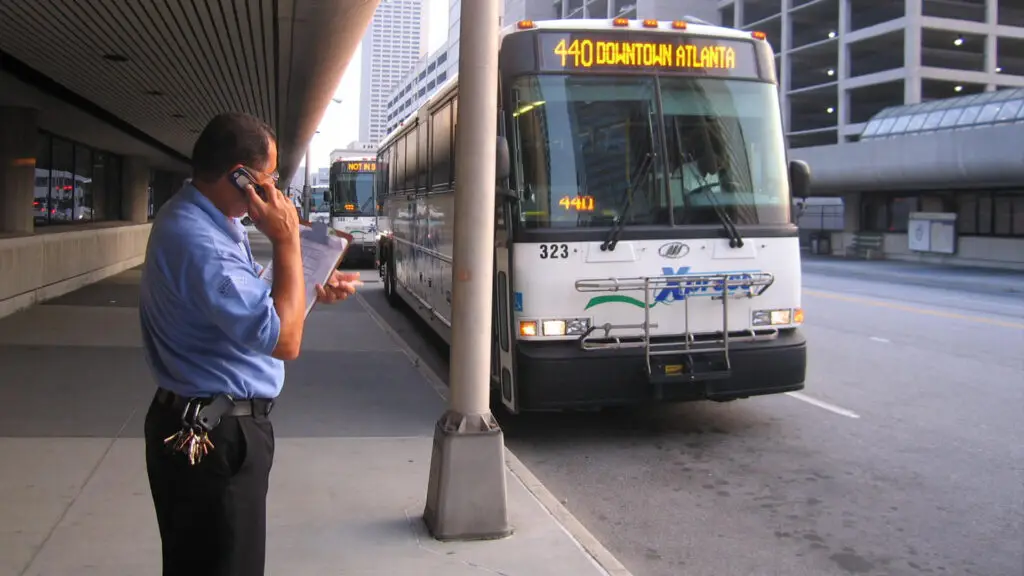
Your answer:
[302,147,312,220]
[423,0,510,541]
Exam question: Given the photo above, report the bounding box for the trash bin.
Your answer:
[810,238,820,254]
[818,235,831,255]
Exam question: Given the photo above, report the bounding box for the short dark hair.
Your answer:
[191,112,276,181]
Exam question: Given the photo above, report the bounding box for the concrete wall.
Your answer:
[0,102,158,319]
[0,223,151,318]
[828,231,1024,271]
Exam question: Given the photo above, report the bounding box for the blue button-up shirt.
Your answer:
[139,184,285,399]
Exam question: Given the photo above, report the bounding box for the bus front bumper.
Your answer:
[345,241,377,264]
[513,329,806,410]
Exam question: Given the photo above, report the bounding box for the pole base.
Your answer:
[423,410,512,541]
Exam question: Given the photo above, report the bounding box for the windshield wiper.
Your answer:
[690,183,744,248]
[601,152,654,252]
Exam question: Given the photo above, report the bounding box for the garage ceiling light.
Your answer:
[953,36,964,46]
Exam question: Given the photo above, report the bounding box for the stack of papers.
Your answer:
[259,222,353,317]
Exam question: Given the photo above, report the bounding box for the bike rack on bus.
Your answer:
[574,272,777,398]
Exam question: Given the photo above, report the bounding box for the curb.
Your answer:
[355,292,634,576]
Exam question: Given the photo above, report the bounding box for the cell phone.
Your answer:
[229,167,267,201]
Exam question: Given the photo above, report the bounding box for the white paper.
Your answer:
[259,225,350,317]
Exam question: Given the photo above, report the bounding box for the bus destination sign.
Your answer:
[343,161,376,172]
[537,32,759,78]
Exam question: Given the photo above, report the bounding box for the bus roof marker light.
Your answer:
[671,20,687,30]
[517,20,535,29]
[751,31,767,40]
[612,17,629,26]
[642,19,658,28]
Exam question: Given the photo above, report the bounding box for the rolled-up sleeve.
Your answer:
[193,247,281,356]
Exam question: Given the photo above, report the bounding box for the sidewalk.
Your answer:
[800,254,1024,296]
[0,267,624,576]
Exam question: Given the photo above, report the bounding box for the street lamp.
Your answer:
[302,98,342,220]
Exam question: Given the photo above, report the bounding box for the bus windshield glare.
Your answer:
[512,74,790,229]
[331,170,375,216]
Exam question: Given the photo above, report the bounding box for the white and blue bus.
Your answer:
[329,157,379,266]
[376,18,811,413]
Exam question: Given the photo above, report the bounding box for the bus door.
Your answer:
[493,200,518,413]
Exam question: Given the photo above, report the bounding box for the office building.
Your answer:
[383,0,718,136]
[331,142,378,164]
[360,0,428,145]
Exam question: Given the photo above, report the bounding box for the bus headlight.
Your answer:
[565,318,591,335]
[752,308,797,326]
[542,318,591,336]
[520,318,591,337]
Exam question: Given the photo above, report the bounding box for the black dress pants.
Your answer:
[144,392,275,576]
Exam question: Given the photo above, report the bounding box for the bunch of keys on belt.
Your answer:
[164,394,235,466]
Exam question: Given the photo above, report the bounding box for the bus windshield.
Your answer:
[311,186,331,213]
[331,171,375,216]
[512,74,790,229]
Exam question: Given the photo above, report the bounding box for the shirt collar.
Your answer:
[180,183,244,243]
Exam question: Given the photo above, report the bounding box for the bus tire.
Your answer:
[383,253,400,307]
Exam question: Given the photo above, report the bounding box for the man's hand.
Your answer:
[245,177,298,245]
[316,270,363,304]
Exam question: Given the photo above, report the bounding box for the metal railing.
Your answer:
[574,272,777,381]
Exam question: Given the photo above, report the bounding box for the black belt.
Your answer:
[155,388,274,417]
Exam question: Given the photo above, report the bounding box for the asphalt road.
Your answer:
[254,235,1023,576]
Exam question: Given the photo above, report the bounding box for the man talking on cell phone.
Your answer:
[138,112,361,576]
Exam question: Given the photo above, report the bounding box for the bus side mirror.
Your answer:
[496,136,511,182]
[789,160,810,199]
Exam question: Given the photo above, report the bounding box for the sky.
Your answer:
[306,0,449,172]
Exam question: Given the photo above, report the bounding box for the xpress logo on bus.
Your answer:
[583,267,759,310]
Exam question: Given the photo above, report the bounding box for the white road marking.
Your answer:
[870,336,891,343]
[786,392,861,419]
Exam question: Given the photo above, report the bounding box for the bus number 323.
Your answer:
[539,243,570,259]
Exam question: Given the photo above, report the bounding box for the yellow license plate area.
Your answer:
[663,364,685,376]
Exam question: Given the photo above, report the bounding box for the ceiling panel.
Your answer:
[0,0,379,181]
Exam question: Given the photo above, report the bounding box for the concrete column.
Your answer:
[0,107,39,235]
[780,1,792,133]
[423,0,510,543]
[843,193,861,230]
[733,0,744,28]
[121,156,151,224]
[151,171,179,214]
[837,0,850,141]
[985,0,999,90]
[904,0,923,104]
